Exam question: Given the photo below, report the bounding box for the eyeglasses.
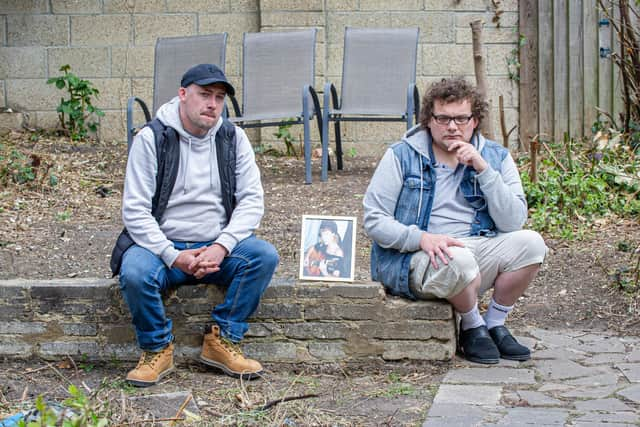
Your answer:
[431,114,474,126]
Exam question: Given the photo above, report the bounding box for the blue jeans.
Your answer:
[119,235,279,351]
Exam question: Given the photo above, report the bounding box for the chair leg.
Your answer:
[303,102,312,185]
[335,120,343,171]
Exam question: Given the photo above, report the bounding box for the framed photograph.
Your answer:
[299,215,357,282]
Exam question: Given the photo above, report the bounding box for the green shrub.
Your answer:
[46,65,105,141]
[521,128,640,239]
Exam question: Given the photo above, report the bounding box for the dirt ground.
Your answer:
[0,131,639,425]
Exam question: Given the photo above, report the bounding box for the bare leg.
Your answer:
[492,264,540,306]
[448,274,481,312]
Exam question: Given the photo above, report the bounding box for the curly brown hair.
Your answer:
[419,77,488,129]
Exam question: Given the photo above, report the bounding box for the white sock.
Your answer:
[484,298,514,330]
[459,304,485,331]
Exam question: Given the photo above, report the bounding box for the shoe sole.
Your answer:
[457,348,500,365]
[500,354,531,362]
[126,366,175,388]
[199,356,262,380]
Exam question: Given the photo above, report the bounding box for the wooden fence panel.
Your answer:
[519,0,619,142]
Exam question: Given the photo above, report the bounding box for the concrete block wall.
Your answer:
[0,278,455,363]
[1,0,519,151]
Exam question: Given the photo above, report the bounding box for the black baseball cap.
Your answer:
[180,63,235,96]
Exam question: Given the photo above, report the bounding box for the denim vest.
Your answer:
[370,133,509,299]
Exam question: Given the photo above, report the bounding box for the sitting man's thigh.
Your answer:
[409,246,479,299]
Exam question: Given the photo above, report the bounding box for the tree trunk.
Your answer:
[470,19,495,140]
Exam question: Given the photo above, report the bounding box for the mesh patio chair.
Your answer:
[227,29,322,184]
[126,33,228,150]
[322,27,420,175]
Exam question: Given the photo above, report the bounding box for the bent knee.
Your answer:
[512,229,547,260]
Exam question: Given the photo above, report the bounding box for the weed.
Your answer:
[46,64,105,141]
[272,119,300,157]
[56,210,72,221]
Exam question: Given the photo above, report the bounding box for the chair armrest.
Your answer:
[406,83,420,129]
[126,96,151,152]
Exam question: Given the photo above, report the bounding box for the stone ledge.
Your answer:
[0,278,455,363]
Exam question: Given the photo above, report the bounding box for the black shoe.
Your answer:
[489,325,531,361]
[458,325,500,364]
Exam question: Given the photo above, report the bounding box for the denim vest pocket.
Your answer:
[395,175,431,225]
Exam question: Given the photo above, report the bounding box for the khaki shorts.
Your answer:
[408,229,547,300]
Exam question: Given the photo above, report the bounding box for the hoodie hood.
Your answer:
[155,96,222,194]
[400,124,486,162]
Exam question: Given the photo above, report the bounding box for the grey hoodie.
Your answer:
[122,96,264,268]
[363,126,527,252]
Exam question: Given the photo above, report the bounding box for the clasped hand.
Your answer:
[172,243,228,279]
[448,141,487,172]
[419,232,465,269]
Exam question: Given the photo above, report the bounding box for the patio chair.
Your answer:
[227,29,322,184]
[126,33,228,150]
[322,27,420,174]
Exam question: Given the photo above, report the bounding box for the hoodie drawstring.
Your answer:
[209,135,214,189]
[184,137,192,194]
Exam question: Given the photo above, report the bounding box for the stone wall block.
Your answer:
[360,0,421,11]
[199,13,260,45]
[382,340,455,361]
[254,302,303,320]
[234,0,259,12]
[0,18,6,46]
[260,0,323,11]
[282,322,351,339]
[0,339,33,357]
[101,325,136,344]
[424,0,491,11]
[102,343,139,360]
[0,47,45,78]
[133,15,197,45]
[242,341,298,362]
[0,321,47,335]
[7,15,69,46]
[0,112,25,130]
[71,15,132,46]
[61,323,98,336]
[422,44,474,75]
[245,322,283,337]
[384,298,453,320]
[90,78,131,110]
[487,44,514,76]
[111,46,155,78]
[456,27,518,44]
[262,280,296,299]
[456,12,518,28]
[48,48,110,78]
[326,0,358,11]
[166,0,230,12]
[326,13,392,45]
[390,12,454,43]
[98,110,127,142]
[0,0,49,14]
[308,341,346,360]
[39,341,101,358]
[103,0,165,13]
[52,0,101,14]
[30,282,112,300]
[359,320,455,340]
[261,11,324,27]
[305,303,382,321]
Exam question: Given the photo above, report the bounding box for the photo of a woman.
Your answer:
[299,216,356,282]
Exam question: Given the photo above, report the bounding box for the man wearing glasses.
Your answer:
[363,78,546,364]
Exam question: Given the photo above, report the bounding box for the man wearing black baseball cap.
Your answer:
[115,63,278,387]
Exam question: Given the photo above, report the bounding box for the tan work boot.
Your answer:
[126,342,174,387]
[199,325,263,380]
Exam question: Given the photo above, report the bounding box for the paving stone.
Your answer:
[538,383,574,393]
[569,334,627,354]
[627,348,640,362]
[616,384,640,403]
[573,423,638,427]
[128,391,200,422]
[615,363,640,383]
[423,403,487,426]
[534,359,595,380]
[574,397,635,412]
[528,328,583,348]
[559,385,619,399]
[515,390,564,407]
[484,407,570,425]
[572,410,639,424]
[565,370,621,386]
[433,385,502,406]
[443,367,535,385]
[582,352,628,365]
[533,347,588,361]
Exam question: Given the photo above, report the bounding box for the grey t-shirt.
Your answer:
[427,163,476,238]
